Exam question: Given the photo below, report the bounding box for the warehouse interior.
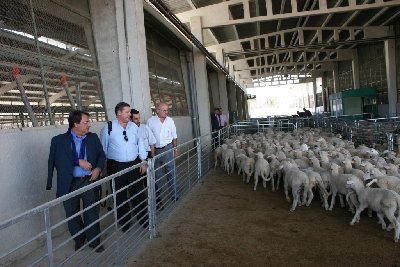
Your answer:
[1,0,400,265]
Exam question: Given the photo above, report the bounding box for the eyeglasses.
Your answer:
[123,130,128,142]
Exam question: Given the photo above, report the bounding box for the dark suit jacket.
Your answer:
[211,113,220,132]
[47,131,106,198]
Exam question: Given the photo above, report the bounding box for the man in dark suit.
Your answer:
[47,110,105,252]
[211,108,221,149]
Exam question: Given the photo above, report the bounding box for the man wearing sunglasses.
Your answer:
[100,102,148,232]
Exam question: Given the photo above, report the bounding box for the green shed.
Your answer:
[329,87,377,118]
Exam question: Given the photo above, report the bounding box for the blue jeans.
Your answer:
[154,143,178,201]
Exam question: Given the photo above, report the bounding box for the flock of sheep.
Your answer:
[214,127,400,242]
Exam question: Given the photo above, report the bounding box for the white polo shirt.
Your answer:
[147,116,177,148]
[138,123,156,152]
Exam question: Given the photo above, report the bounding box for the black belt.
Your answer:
[155,143,172,150]
[73,175,91,179]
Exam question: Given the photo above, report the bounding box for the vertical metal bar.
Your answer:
[111,177,121,266]
[387,133,394,151]
[197,138,202,183]
[147,158,157,238]
[44,208,54,267]
[76,82,82,110]
[29,0,54,125]
[218,130,221,147]
[187,148,190,190]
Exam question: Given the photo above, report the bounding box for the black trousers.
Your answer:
[63,178,100,246]
[107,158,148,228]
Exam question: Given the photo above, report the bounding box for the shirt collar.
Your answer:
[70,129,87,140]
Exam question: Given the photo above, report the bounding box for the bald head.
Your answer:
[156,102,169,119]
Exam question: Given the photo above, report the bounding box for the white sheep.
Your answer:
[346,176,400,242]
[253,152,271,191]
[241,155,255,183]
[303,169,330,209]
[280,161,310,212]
[329,163,358,212]
[214,146,222,169]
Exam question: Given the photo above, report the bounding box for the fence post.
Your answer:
[111,177,121,266]
[147,158,157,238]
[44,208,54,267]
[218,130,221,147]
[197,137,202,183]
[387,133,394,152]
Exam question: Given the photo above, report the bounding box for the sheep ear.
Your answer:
[346,180,354,185]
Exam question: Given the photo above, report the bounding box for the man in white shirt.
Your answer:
[219,108,229,128]
[100,102,148,232]
[130,109,156,159]
[147,102,178,207]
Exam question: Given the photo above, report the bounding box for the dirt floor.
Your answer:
[127,169,400,267]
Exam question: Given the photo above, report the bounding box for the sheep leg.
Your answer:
[376,212,387,230]
[284,182,290,203]
[329,189,338,211]
[301,186,308,206]
[350,204,367,226]
[306,188,314,207]
[383,210,400,242]
[339,194,345,208]
[271,176,276,192]
[253,174,258,191]
[290,187,299,212]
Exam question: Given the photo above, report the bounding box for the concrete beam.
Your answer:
[177,0,399,28]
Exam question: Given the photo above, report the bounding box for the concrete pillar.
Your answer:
[227,82,238,123]
[321,74,328,112]
[352,49,360,89]
[312,79,317,113]
[208,71,219,110]
[190,16,211,135]
[385,39,397,116]
[218,73,229,119]
[236,88,244,120]
[89,0,151,120]
[332,62,339,93]
[216,48,224,67]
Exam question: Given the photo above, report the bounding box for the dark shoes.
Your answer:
[90,245,105,253]
[75,239,85,251]
[121,223,131,232]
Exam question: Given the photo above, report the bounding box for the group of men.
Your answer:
[46,101,178,253]
[211,107,228,132]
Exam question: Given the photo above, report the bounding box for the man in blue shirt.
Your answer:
[47,110,105,252]
[101,102,148,232]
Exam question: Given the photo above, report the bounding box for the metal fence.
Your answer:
[0,1,105,129]
[230,115,400,151]
[0,129,227,266]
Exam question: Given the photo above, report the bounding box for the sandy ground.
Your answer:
[127,169,400,267]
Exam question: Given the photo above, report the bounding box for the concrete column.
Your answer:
[190,16,211,136]
[123,0,152,121]
[332,63,339,93]
[321,74,328,112]
[208,71,219,110]
[352,49,360,89]
[312,79,317,112]
[227,81,238,122]
[385,39,397,116]
[218,73,229,119]
[216,48,224,67]
[236,88,244,120]
[89,0,151,120]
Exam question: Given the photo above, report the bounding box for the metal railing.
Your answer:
[0,131,222,266]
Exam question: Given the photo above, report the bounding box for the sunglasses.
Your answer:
[123,130,128,142]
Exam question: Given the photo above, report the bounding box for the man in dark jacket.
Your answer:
[47,110,105,252]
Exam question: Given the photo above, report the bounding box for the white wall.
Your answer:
[173,116,194,144]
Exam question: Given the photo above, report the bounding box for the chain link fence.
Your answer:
[0,0,105,129]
